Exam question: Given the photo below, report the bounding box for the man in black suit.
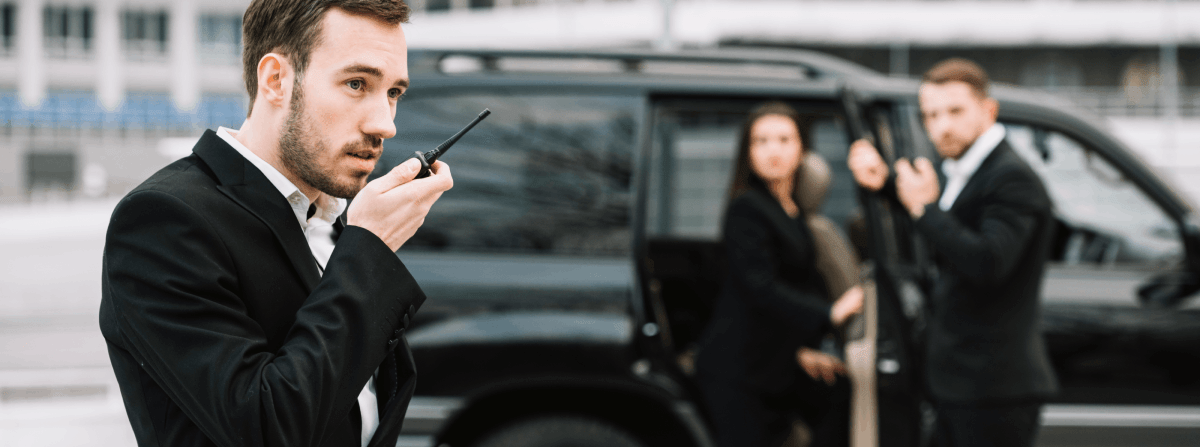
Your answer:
[99,1,452,446]
[847,59,1058,447]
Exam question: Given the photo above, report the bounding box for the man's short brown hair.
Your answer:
[242,0,411,115]
[922,58,990,99]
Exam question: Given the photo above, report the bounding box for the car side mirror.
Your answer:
[1138,270,1200,309]
[1183,214,1200,274]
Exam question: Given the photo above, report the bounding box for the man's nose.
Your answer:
[927,118,949,140]
[363,95,397,141]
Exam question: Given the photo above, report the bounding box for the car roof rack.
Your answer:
[409,48,879,81]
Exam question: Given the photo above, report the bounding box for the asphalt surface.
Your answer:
[0,200,134,446]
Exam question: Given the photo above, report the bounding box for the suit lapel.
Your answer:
[332,209,348,242]
[192,130,322,292]
[746,188,810,261]
[948,140,1011,216]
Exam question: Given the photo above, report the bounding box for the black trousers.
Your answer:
[933,401,1043,447]
[698,367,850,447]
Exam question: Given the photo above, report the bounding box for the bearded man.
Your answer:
[99,1,453,446]
[848,58,1058,447]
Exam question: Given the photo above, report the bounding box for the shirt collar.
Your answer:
[942,123,1006,180]
[216,126,347,228]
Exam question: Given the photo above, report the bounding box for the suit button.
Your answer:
[402,314,411,328]
[408,305,416,315]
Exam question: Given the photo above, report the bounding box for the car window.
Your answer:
[376,93,639,257]
[645,100,853,240]
[1003,122,1182,267]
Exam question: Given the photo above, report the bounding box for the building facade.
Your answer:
[1,0,1196,203]
[0,0,247,203]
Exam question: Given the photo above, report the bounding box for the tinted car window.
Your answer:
[376,93,639,257]
[1004,122,1182,267]
[645,101,852,240]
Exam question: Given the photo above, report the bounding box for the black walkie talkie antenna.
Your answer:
[414,108,491,178]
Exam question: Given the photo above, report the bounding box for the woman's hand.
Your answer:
[848,139,888,192]
[796,347,847,385]
[830,285,864,327]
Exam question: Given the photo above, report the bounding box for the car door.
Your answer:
[843,93,938,447]
[372,88,645,445]
[995,119,1200,447]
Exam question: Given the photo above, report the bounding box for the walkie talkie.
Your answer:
[413,109,491,178]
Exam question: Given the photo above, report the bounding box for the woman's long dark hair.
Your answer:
[727,101,813,201]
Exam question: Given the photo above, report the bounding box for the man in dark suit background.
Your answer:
[847,59,1058,447]
[99,1,453,446]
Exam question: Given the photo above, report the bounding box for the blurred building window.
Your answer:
[195,93,248,130]
[198,13,241,65]
[469,0,494,9]
[1019,52,1082,91]
[0,89,247,131]
[1,3,15,56]
[1004,122,1182,268]
[380,93,638,257]
[123,9,168,62]
[1116,55,1187,115]
[25,150,76,201]
[43,5,92,59]
[426,0,450,12]
[646,100,852,240]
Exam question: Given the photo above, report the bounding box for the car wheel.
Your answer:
[473,415,645,447]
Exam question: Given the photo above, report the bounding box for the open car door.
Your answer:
[840,86,935,447]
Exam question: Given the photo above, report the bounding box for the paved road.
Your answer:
[0,200,135,446]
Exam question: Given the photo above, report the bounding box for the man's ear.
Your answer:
[256,53,293,109]
[983,97,1000,121]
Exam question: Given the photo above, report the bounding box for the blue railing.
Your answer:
[0,90,247,131]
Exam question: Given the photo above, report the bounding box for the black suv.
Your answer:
[373,48,1200,447]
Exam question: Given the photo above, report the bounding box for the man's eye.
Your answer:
[388,88,403,99]
[347,80,363,90]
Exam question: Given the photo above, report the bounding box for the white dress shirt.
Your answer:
[939,123,1006,211]
[217,127,380,447]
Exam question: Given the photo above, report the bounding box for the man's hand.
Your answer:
[847,139,889,192]
[894,157,939,219]
[830,284,864,327]
[348,158,454,251]
[797,347,847,386]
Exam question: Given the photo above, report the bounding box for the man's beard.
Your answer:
[278,82,380,199]
[935,132,977,160]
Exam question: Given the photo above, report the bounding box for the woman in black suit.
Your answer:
[696,102,863,447]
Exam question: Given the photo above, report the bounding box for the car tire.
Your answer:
[473,415,645,447]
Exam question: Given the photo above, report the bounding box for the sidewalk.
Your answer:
[0,368,135,447]
[0,199,134,446]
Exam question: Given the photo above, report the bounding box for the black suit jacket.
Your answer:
[910,141,1058,403]
[697,184,832,393]
[99,130,425,447]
